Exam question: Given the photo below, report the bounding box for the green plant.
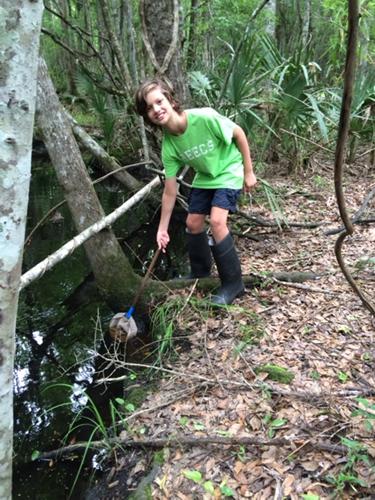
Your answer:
[312,175,329,190]
[337,371,350,383]
[258,179,288,229]
[182,470,235,497]
[310,369,321,381]
[351,397,375,432]
[233,312,265,357]
[150,295,214,365]
[189,71,213,106]
[74,72,121,150]
[263,414,288,438]
[326,437,370,494]
[41,383,138,498]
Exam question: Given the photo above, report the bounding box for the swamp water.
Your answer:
[13,160,187,499]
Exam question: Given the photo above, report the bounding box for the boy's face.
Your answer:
[145,86,175,126]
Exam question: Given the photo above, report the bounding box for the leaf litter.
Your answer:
[107,164,375,499]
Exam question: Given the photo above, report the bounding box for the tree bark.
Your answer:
[0,2,44,497]
[36,57,140,310]
[141,0,190,105]
[100,0,133,92]
[185,0,199,69]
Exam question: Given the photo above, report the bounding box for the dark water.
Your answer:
[13,160,187,499]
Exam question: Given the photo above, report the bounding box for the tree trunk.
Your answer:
[36,57,140,310]
[100,0,133,92]
[141,0,190,105]
[186,0,199,69]
[0,2,44,497]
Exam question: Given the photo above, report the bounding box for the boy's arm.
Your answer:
[233,126,257,192]
[157,177,178,251]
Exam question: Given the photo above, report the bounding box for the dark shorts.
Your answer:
[188,188,241,215]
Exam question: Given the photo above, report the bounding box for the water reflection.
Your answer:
[13,159,188,498]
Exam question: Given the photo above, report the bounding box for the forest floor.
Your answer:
[93,160,375,499]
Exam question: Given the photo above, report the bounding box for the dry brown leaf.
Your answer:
[301,460,321,472]
[282,474,295,496]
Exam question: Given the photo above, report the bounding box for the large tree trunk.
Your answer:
[0,2,44,497]
[141,0,190,105]
[36,57,140,310]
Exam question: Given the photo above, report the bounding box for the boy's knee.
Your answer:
[186,214,205,233]
[209,216,226,232]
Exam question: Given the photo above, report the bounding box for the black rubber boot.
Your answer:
[186,231,213,278]
[211,233,244,305]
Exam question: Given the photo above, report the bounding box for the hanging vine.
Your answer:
[334,0,375,316]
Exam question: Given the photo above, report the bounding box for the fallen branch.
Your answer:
[237,211,327,230]
[271,277,339,295]
[35,433,348,462]
[20,176,161,290]
[69,115,143,192]
[325,185,375,235]
[157,271,318,296]
[24,161,150,247]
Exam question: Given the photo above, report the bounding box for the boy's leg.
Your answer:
[209,206,229,243]
[184,190,213,278]
[209,189,244,305]
[185,213,212,278]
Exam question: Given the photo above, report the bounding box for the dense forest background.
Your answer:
[40,0,375,173]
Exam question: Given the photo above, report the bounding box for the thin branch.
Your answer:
[24,162,151,247]
[325,185,375,235]
[100,0,133,92]
[44,5,107,40]
[41,31,119,90]
[237,210,327,229]
[272,277,340,295]
[280,128,334,154]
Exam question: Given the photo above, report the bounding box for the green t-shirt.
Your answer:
[161,108,244,189]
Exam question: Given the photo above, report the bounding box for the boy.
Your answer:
[135,78,257,305]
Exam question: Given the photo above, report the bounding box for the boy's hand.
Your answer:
[157,229,170,252]
[244,171,257,192]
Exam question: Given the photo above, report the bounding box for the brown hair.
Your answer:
[134,77,183,125]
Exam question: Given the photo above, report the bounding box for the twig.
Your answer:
[203,322,226,392]
[272,277,340,295]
